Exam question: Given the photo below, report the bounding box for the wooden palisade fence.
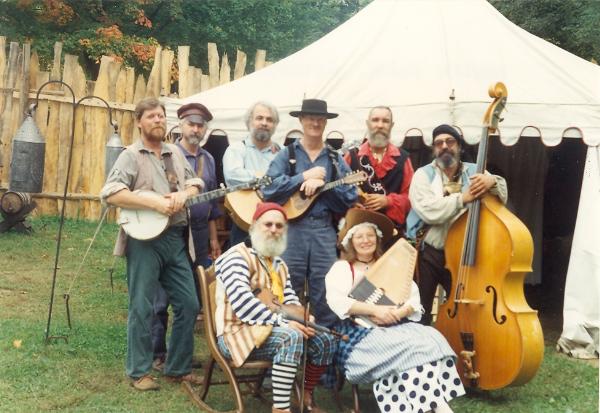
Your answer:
[0,37,270,220]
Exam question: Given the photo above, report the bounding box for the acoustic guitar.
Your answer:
[225,171,367,231]
[119,176,272,240]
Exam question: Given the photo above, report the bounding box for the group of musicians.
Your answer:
[100,96,508,413]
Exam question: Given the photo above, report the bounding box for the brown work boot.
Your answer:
[130,375,160,391]
[164,372,204,385]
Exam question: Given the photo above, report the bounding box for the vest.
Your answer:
[216,243,290,367]
[405,162,477,240]
[348,146,409,196]
[112,142,195,259]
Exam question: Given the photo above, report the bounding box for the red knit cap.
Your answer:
[252,202,287,222]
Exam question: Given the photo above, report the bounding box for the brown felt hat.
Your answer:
[338,208,395,248]
[177,102,213,124]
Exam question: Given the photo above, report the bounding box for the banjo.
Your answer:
[119,176,272,240]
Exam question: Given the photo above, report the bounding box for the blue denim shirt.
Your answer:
[262,140,357,217]
[176,141,222,224]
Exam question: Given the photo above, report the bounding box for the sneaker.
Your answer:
[152,358,165,373]
[164,373,204,385]
[131,375,160,391]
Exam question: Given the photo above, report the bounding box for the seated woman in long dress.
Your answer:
[325,208,465,413]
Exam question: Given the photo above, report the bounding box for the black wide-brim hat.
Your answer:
[290,99,338,119]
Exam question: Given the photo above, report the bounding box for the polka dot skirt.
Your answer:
[372,356,465,412]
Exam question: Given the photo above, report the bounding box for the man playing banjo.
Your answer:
[100,97,203,390]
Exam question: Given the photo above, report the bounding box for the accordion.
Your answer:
[349,238,417,328]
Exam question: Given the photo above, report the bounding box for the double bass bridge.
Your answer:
[454,298,484,305]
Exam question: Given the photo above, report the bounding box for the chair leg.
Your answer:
[252,368,269,397]
[218,360,245,413]
[352,384,360,413]
[200,357,216,400]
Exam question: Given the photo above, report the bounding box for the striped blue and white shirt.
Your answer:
[214,247,301,336]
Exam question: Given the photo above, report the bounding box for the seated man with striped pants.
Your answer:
[214,202,336,413]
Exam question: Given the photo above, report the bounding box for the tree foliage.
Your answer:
[0,0,372,76]
[490,0,600,62]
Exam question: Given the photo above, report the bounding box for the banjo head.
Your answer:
[119,190,170,240]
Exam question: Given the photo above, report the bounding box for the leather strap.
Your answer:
[163,153,179,192]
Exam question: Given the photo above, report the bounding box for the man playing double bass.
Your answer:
[407,124,508,325]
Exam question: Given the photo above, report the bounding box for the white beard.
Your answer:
[250,228,288,258]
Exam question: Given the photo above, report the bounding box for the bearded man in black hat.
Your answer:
[406,124,508,325]
[262,99,357,328]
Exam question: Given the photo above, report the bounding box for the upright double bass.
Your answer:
[435,82,544,390]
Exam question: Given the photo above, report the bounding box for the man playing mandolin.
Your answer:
[407,124,508,325]
[214,202,336,413]
[262,99,358,329]
[100,98,203,390]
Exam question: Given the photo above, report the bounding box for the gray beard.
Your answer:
[368,132,388,149]
[436,152,458,169]
[250,228,288,258]
[185,135,201,146]
[252,128,272,142]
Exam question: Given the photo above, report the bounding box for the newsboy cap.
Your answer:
[177,102,213,123]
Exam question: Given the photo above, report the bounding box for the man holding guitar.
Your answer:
[345,106,414,235]
[100,98,203,390]
[152,102,222,372]
[223,101,281,245]
[262,99,357,328]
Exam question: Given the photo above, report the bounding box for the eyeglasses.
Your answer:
[433,137,457,149]
[263,221,285,229]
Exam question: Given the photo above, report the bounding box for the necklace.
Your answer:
[356,257,374,265]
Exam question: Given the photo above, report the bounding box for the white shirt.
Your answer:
[325,260,423,322]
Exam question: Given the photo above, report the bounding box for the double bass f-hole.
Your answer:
[485,285,507,325]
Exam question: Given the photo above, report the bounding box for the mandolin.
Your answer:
[225,171,367,231]
[119,176,272,240]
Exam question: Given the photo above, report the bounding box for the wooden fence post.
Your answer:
[160,49,174,96]
[219,53,231,85]
[146,46,162,97]
[178,46,190,98]
[234,50,247,80]
[255,49,266,71]
[208,43,220,88]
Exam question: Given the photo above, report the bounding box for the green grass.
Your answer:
[0,217,597,412]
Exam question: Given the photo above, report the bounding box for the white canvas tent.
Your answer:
[164,0,599,357]
[164,0,600,145]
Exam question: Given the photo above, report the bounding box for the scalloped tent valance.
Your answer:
[164,0,600,148]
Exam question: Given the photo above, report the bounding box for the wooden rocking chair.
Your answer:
[183,266,272,413]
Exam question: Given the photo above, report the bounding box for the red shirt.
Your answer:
[344,142,414,226]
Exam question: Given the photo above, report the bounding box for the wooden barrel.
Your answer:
[0,191,32,215]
